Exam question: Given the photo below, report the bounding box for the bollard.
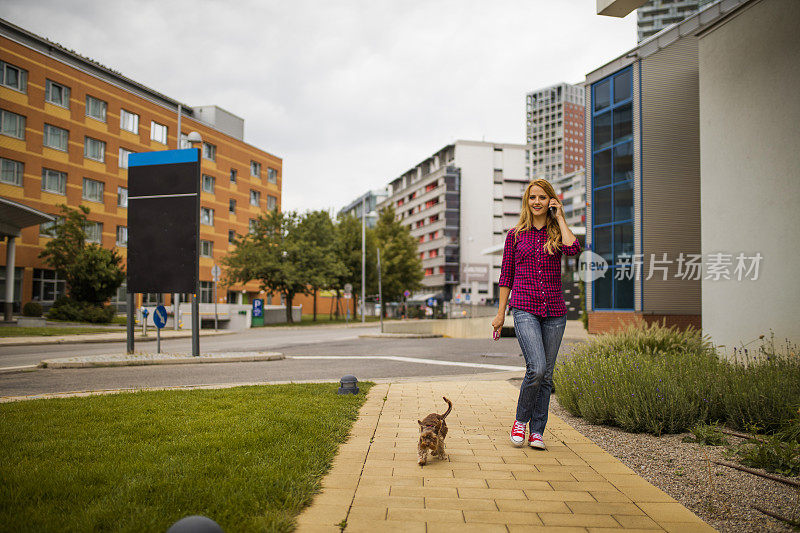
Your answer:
[338,375,359,395]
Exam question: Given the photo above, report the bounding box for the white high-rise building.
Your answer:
[378,141,528,304]
[637,0,715,41]
[526,83,585,183]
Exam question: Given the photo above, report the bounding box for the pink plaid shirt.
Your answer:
[498,226,582,317]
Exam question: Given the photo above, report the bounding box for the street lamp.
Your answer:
[186,131,202,357]
[360,196,377,323]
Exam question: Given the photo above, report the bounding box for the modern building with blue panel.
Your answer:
[586,0,800,358]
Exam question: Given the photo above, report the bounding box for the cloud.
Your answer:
[3,0,636,212]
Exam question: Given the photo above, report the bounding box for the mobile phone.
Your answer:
[549,206,557,217]
[493,330,500,340]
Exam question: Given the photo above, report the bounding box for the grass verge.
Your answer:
[0,327,121,337]
[0,383,371,532]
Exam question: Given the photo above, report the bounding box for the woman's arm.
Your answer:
[550,198,581,255]
[492,286,511,334]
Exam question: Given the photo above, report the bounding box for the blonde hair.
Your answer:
[512,178,563,255]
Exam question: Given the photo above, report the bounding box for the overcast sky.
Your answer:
[3,1,636,213]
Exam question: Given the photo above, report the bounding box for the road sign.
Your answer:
[404,290,410,298]
[252,298,264,318]
[127,148,200,293]
[427,298,436,307]
[153,305,167,329]
[211,265,221,282]
[344,283,353,293]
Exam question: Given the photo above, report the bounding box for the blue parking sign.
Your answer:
[252,299,264,318]
[153,305,168,329]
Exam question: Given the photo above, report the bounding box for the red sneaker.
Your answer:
[510,420,526,447]
[529,432,546,450]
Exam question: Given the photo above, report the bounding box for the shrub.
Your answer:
[21,302,43,317]
[555,322,800,438]
[47,298,115,324]
[683,423,727,446]
[735,435,800,477]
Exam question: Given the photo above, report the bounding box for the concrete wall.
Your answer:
[698,0,800,356]
[383,317,505,339]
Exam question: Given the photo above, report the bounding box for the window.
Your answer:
[39,215,63,237]
[43,124,69,152]
[229,199,236,213]
[82,178,104,203]
[32,269,66,303]
[41,168,66,195]
[200,240,213,257]
[117,186,128,207]
[85,221,103,244]
[201,207,214,226]
[84,136,105,162]
[202,142,216,161]
[202,174,215,193]
[179,133,190,149]
[230,168,237,183]
[45,80,70,108]
[249,219,257,234]
[116,226,127,247]
[591,66,634,311]
[0,109,25,139]
[250,189,260,207]
[250,161,261,178]
[199,281,213,303]
[267,195,277,210]
[228,230,236,243]
[85,95,107,122]
[120,109,139,133]
[267,168,277,184]
[0,157,23,186]
[150,121,168,144]
[119,148,134,169]
[0,61,27,92]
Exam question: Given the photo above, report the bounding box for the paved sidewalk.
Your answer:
[296,379,715,533]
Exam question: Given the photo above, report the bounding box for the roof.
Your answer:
[586,0,753,85]
[0,197,54,238]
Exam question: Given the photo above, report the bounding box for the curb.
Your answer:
[0,330,236,347]
[39,352,285,369]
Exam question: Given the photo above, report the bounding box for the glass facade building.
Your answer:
[591,67,634,310]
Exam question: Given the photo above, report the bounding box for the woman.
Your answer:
[491,178,581,450]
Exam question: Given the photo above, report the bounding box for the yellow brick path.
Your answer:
[296,380,716,533]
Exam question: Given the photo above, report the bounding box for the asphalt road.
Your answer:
[0,325,588,398]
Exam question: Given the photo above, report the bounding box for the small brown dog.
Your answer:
[417,397,452,466]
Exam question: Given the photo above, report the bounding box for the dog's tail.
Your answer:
[441,397,452,419]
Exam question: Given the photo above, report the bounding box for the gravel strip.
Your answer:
[548,395,799,532]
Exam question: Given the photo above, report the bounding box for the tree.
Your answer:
[223,209,308,323]
[38,204,125,305]
[294,210,347,321]
[334,214,377,319]
[374,206,423,317]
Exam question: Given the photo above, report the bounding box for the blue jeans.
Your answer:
[513,308,567,435]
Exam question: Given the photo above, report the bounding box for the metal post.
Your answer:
[377,248,383,333]
[126,293,134,353]
[361,196,366,323]
[4,236,15,322]
[192,292,199,356]
[173,293,178,330]
[156,294,161,354]
[213,281,218,331]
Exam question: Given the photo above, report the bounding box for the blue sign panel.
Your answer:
[153,305,168,329]
[252,299,264,318]
[427,298,436,307]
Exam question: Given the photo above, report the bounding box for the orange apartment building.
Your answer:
[0,18,282,313]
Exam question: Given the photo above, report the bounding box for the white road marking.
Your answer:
[288,355,524,372]
[0,364,38,373]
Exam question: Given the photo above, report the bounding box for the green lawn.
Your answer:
[0,383,371,532]
[0,327,121,337]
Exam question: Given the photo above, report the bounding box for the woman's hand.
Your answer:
[491,313,505,337]
[548,198,565,221]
